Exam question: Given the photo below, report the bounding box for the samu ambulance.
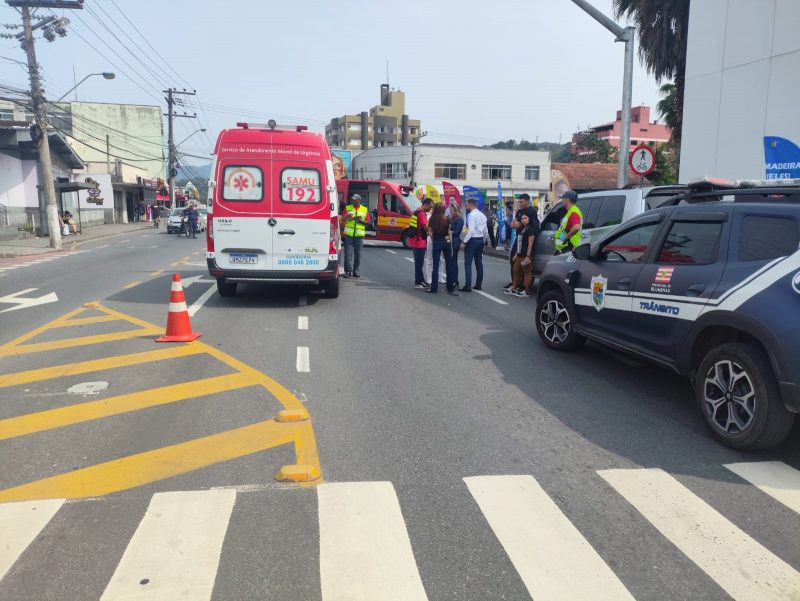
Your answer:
[206,121,340,298]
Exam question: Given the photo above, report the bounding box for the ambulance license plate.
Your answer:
[230,253,257,264]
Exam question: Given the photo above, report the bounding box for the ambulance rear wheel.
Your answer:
[216,278,237,297]
[323,277,340,299]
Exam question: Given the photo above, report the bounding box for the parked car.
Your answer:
[534,186,687,277]
[535,179,800,450]
[166,208,185,234]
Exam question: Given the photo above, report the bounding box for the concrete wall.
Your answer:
[680,0,800,181]
[63,102,165,179]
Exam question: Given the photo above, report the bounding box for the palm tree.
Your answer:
[613,0,690,177]
[656,83,678,132]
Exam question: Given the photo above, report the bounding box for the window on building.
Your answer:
[481,164,512,180]
[434,163,466,180]
[0,108,13,120]
[657,221,723,264]
[524,166,540,181]
[380,162,409,179]
[24,111,35,122]
[410,127,417,135]
[739,216,799,261]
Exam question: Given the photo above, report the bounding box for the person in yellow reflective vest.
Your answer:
[554,190,583,254]
[342,194,370,278]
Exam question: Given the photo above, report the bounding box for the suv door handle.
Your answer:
[617,277,632,290]
[687,283,706,296]
[277,230,295,236]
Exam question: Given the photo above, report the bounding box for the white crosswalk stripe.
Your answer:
[465,475,635,601]
[0,498,64,581]
[318,481,428,601]
[600,467,800,601]
[99,490,235,601]
[725,461,800,515]
[2,464,800,599]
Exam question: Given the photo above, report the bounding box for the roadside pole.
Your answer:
[163,88,197,210]
[20,6,60,249]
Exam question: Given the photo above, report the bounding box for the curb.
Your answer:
[0,224,153,258]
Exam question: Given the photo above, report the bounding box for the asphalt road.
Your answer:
[1,229,800,600]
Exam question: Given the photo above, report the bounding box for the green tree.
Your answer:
[571,132,618,164]
[646,143,677,185]
[613,0,690,177]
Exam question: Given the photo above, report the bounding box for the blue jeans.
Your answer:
[412,247,426,285]
[430,238,454,292]
[464,238,484,288]
[450,239,460,285]
[343,236,363,272]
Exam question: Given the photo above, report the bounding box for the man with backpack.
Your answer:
[409,197,432,288]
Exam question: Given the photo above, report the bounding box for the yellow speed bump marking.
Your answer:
[0,303,323,499]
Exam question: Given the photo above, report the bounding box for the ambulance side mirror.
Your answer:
[573,243,591,261]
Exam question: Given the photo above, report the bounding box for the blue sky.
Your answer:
[0,0,665,163]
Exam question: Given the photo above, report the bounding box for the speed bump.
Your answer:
[0,303,322,502]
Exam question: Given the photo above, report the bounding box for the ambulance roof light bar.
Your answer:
[236,121,308,132]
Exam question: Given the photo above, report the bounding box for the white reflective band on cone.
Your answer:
[171,281,184,292]
[169,302,188,313]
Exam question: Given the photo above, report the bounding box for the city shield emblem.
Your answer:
[591,275,608,311]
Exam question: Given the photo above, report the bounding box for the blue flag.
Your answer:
[764,136,800,179]
[496,181,506,244]
[462,186,485,211]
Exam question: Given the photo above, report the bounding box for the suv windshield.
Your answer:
[170,209,184,217]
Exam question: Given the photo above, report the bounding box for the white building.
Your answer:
[680,1,800,181]
[351,144,551,204]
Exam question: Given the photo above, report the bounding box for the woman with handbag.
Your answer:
[426,203,458,296]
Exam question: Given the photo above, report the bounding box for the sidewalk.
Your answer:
[0,222,155,258]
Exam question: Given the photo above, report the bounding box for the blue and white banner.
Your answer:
[764,136,800,179]
[496,181,506,244]
[462,186,486,211]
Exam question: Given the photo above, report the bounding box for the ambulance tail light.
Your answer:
[330,216,340,255]
[207,218,214,250]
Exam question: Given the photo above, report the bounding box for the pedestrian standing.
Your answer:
[448,203,464,289]
[484,205,497,248]
[186,204,199,238]
[554,190,583,255]
[424,204,447,287]
[502,194,538,293]
[342,193,369,278]
[426,204,458,295]
[409,198,432,288]
[460,197,488,292]
[505,211,539,298]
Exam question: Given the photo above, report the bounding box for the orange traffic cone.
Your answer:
[156,273,202,342]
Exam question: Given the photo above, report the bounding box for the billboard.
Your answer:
[331,148,352,179]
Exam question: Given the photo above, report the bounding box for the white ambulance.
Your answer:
[206,121,340,298]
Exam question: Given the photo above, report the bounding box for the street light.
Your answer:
[176,128,207,147]
[56,72,115,102]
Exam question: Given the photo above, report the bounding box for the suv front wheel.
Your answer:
[536,290,585,352]
[696,342,794,450]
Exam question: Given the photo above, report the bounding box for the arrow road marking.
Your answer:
[0,289,59,313]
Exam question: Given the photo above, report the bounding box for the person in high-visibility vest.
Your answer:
[554,190,583,254]
[342,194,369,278]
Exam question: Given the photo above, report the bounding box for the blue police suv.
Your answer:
[535,180,800,450]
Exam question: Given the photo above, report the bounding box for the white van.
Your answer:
[206,122,340,298]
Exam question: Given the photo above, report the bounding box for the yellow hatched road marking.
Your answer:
[51,315,120,328]
[0,372,256,441]
[0,345,204,388]
[0,328,162,358]
[0,419,306,502]
[123,281,141,289]
[151,269,164,276]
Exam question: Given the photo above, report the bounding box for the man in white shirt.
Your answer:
[460,198,488,292]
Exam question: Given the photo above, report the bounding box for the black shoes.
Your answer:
[473,285,482,291]
[352,272,360,278]
[459,286,472,292]
[343,272,352,278]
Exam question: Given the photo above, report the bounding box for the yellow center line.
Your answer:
[0,328,163,358]
[0,372,256,441]
[0,419,302,502]
[123,281,141,289]
[0,345,205,388]
[150,269,164,276]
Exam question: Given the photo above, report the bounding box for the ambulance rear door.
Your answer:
[213,160,273,271]
[272,158,330,273]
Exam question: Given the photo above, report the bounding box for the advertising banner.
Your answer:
[496,181,506,244]
[331,148,352,179]
[462,186,485,210]
[764,136,800,179]
[442,181,462,208]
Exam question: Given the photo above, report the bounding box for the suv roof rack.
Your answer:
[657,177,800,206]
[688,176,800,191]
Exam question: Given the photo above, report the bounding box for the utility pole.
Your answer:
[409,130,427,188]
[163,88,196,210]
[570,0,634,188]
[7,0,84,248]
